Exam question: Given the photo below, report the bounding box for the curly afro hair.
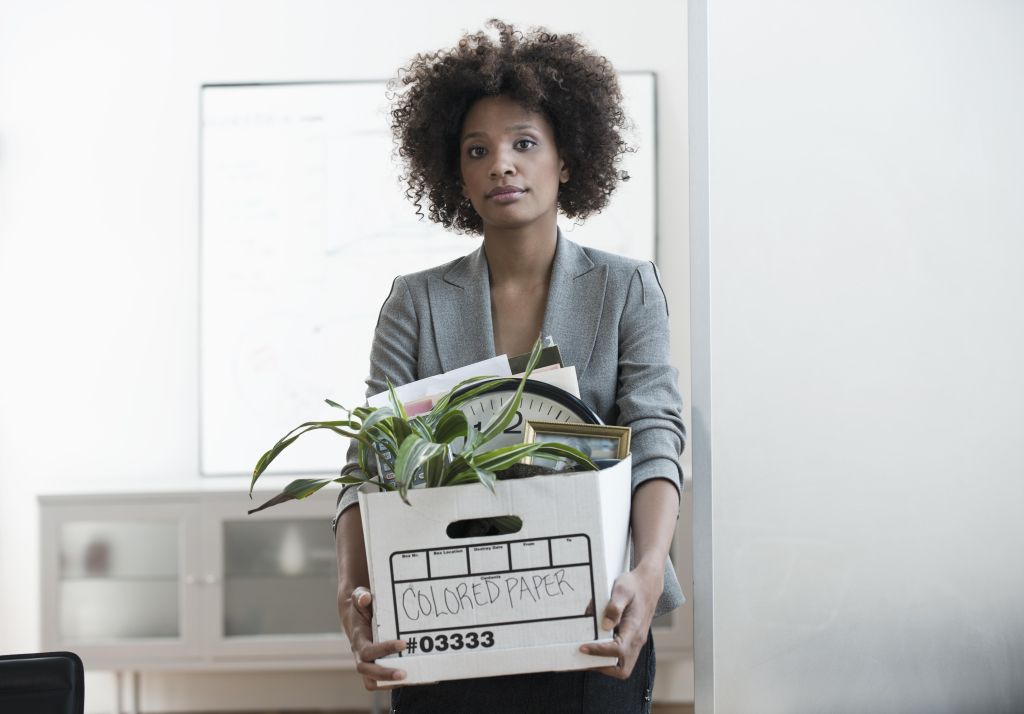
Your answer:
[387,19,633,235]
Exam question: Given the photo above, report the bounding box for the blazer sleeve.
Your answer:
[615,262,687,500]
[332,275,419,532]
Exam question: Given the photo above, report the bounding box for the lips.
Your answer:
[486,185,526,198]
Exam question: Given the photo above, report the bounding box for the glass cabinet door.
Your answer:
[59,520,181,640]
[40,498,201,663]
[203,490,347,660]
[222,519,339,637]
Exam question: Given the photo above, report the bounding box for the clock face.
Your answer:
[449,378,602,454]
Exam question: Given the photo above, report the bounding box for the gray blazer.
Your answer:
[336,227,686,616]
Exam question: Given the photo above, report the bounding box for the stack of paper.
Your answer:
[367,338,581,414]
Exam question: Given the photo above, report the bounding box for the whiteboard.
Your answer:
[200,74,657,477]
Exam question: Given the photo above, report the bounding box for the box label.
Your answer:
[388,535,597,655]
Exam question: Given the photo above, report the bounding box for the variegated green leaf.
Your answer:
[391,417,412,447]
[247,477,334,514]
[352,405,374,420]
[467,338,544,451]
[474,466,497,494]
[359,406,393,430]
[433,409,469,444]
[527,442,598,470]
[251,420,363,494]
[393,435,447,505]
[410,416,433,441]
[385,378,408,421]
[422,452,446,488]
[427,374,500,420]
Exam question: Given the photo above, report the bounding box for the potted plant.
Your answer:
[248,338,597,515]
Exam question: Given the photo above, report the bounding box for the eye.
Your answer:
[467,145,486,158]
[514,138,537,150]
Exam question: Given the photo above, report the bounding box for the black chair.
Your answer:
[0,651,84,714]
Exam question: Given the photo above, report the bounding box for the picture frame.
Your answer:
[523,420,631,469]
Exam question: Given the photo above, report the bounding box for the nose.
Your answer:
[488,146,516,178]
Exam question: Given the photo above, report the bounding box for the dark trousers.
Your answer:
[390,631,656,714]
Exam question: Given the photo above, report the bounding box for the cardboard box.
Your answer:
[357,455,632,686]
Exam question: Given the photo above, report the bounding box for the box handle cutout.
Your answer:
[446,515,523,539]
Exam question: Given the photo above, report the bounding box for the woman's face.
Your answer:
[459,95,569,233]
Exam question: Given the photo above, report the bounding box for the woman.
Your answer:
[333,19,686,713]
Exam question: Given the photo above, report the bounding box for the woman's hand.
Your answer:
[340,585,407,690]
[336,505,406,690]
[579,561,663,678]
[579,477,678,679]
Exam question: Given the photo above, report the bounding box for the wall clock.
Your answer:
[449,378,602,454]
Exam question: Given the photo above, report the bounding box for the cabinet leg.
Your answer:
[115,670,141,714]
[115,671,123,714]
[131,670,141,714]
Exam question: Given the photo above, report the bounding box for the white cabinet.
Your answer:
[39,489,350,671]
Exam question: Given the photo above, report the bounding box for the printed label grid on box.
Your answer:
[389,535,598,655]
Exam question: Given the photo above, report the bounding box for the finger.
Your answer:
[355,638,407,684]
[614,643,642,679]
[588,641,638,680]
[351,586,373,611]
[580,640,623,678]
[348,589,375,632]
[357,638,406,663]
[601,580,632,631]
[612,609,644,649]
[346,617,377,652]
[579,640,622,659]
[580,632,639,679]
[356,659,407,687]
[361,675,384,692]
[361,675,406,692]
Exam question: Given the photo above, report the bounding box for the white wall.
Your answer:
[690,1,1024,712]
[0,1,692,711]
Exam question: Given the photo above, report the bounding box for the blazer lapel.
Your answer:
[542,229,608,381]
[427,243,497,374]
[426,228,607,380]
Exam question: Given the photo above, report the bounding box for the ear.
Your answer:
[559,157,570,184]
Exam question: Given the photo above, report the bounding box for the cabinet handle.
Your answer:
[184,574,197,585]
[202,574,219,585]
